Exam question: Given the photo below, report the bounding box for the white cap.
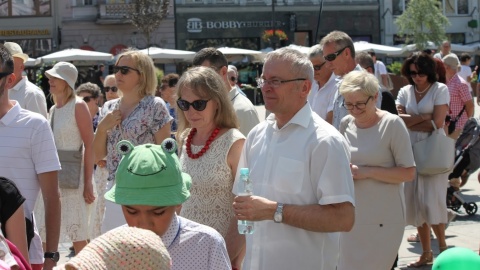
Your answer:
[4,42,29,63]
[45,62,78,90]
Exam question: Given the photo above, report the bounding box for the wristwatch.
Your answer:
[44,251,60,263]
[273,203,284,223]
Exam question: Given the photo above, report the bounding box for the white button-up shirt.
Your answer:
[9,76,48,118]
[233,104,355,270]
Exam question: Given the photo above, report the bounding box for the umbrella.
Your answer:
[217,47,265,62]
[25,58,36,67]
[35,48,113,65]
[353,41,402,55]
[392,42,478,56]
[139,47,195,63]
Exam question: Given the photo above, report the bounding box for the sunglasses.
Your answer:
[113,66,140,75]
[409,71,427,78]
[104,86,118,93]
[313,62,327,71]
[324,47,348,62]
[83,96,95,103]
[176,99,210,111]
[230,76,237,82]
[0,72,11,80]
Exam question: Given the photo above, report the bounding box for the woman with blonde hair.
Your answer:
[176,66,245,268]
[35,61,95,254]
[94,48,172,233]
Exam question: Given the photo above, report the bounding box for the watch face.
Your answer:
[53,252,60,262]
[274,212,282,223]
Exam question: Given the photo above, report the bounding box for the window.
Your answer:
[392,0,468,16]
[0,0,51,17]
[72,0,97,6]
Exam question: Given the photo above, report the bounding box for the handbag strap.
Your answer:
[453,105,466,121]
[431,120,438,130]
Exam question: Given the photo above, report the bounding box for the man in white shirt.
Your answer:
[433,40,451,60]
[0,44,61,270]
[4,42,48,118]
[193,48,260,136]
[307,44,337,120]
[232,47,355,270]
[368,50,391,90]
[458,53,476,95]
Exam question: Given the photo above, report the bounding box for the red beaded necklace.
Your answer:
[186,127,220,159]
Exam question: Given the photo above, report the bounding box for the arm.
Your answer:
[5,204,29,263]
[93,109,121,163]
[225,139,246,266]
[38,171,61,270]
[381,74,389,88]
[350,165,415,184]
[233,196,354,232]
[466,99,475,118]
[75,102,95,204]
[154,122,171,144]
[326,111,333,124]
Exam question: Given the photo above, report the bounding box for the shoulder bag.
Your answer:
[50,108,82,189]
[413,120,455,175]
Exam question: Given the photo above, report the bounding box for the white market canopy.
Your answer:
[25,58,36,67]
[353,41,402,55]
[391,41,479,56]
[139,47,195,63]
[217,47,265,62]
[35,48,113,65]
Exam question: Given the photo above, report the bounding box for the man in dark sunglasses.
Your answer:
[307,44,337,121]
[193,48,259,137]
[320,31,381,129]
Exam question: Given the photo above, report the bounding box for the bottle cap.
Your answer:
[239,168,249,175]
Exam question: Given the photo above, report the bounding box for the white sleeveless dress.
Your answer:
[180,128,245,237]
[35,97,94,242]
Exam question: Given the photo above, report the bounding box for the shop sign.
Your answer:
[0,29,50,36]
[187,18,281,33]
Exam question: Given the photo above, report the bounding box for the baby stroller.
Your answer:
[447,117,479,216]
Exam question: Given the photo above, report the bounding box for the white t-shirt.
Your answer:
[308,73,337,120]
[233,104,355,270]
[458,65,473,93]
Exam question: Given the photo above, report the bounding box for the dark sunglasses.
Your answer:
[324,47,348,62]
[113,66,140,75]
[176,99,210,111]
[230,76,237,82]
[0,72,11,80]
[409,71,427,78]
[313,62,327,71]
[104,86,118,93]
[83,96,95,103]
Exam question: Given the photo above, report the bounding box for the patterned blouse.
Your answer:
[99,96,172,181]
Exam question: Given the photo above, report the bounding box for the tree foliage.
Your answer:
[129,0,170,47]
[395,0,450,50]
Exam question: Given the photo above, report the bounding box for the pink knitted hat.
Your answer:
[55,227,171,270]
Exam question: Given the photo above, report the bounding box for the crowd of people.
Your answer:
[0,30,479,270]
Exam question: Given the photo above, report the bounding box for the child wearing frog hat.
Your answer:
[104,138,231,270]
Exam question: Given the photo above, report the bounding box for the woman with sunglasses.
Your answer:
[35,61,96,254]
[396,52,450,267]
[103,74,121,101]
[336,70,415,270]
[94,49,172,233]
[176,67,245,269]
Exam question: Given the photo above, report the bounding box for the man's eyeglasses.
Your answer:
[230,76,237,82]
[313,62,326,71]
[113,66,140,75]
[342,96,373,110]
[0,72,11,80]
[176,99,210,111]
[104,86,118,93]
[324,47,348,62]
[83,96,95,103]
[256,78,306,88]
[409,71,427,78]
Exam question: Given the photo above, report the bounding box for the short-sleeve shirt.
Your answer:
[98,96,173,181]
[0,177,25,236]
[233,103,355,270]
[8,77,48,119]
[446,74,472,129]
[308,74,337,120]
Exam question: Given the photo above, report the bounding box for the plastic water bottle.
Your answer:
[237,168,254,234]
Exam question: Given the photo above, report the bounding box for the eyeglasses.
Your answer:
[104,86,118,93]
[409,71,427,78]
[313,62,326,71]
[256,78,306,88]
[342,96,373,110]
[176,99,210,111]
[324,47,348,62]
[83,96,95,103]
[230,76,237,82]
[113,66,140,75]
[0,72,11,80]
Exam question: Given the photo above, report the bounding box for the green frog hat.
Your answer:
[105,138,192,206]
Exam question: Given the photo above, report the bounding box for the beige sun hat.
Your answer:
[45,62,78,90]
[4,42,29,63]
[54,226,171,270]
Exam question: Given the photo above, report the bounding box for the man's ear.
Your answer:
[301,79,312,98]
[220,66,228,78]
[6,73,16,88]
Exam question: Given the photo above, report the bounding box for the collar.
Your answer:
[161,214,180,249]
[9,76,27,92]
[0,101,21,126]
[266,103,311,130]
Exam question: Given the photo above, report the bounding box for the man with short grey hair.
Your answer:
[4,42,48,118]
[307,44,337,120]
